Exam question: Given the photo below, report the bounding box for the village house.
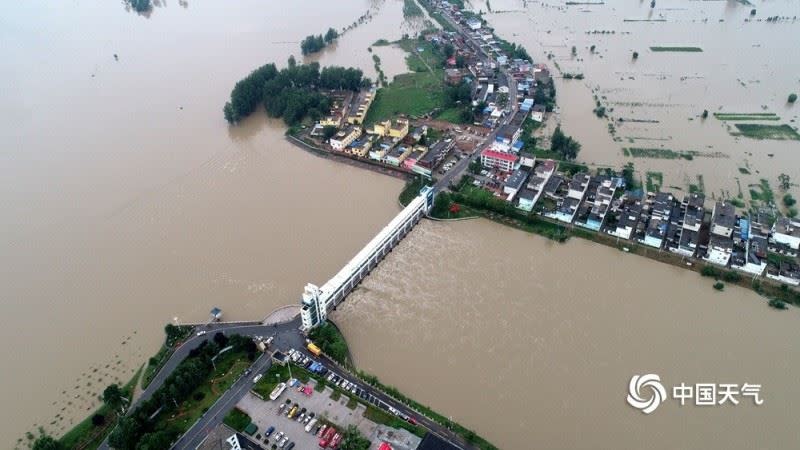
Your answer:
[609,196,644,240]
[480,148,517,172]
[503,168,528,201]
[704,201,736,266]
[383,145,412,167]
[330,126,362,151]
[772,217,800,251]
[346,88,375,125]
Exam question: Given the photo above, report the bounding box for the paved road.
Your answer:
[293,348,469,450]
[171,354,272,450]
[98,318,304,450]
[433,5,519,193]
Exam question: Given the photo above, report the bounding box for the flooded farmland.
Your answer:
[2,0,800,448]
[480,0,800,206]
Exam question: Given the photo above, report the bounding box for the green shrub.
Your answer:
[713,282,725,291]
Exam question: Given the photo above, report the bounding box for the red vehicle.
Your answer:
[407,417,418,426]
[329,433,342,449]
[319,427,336,447]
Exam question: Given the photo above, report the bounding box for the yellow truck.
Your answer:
[307,342,322,357]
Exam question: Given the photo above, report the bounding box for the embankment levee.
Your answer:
[438,189,800,307]
[286,134,413,182]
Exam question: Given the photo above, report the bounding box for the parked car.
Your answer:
[286,443,295,450]
[265,426,275,437]
[253,374,263,383]
[278,437,289,448]
[196,330,206,336]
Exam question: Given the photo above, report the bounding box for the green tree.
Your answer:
[632,51,639,60]
[784,194,796,207]
[324,28,339,44]
[322,126,338,140]
[128,0,152,13]
[32,431,64,450]
[789,93,798,103]
[91,413,106,426]
[701,109,708,119]
[103,383,123,408]
[340,425,371,450]
[571,46,577,56]
[223,102,238,124]
[590,45,596,53]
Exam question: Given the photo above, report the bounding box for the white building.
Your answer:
[772,217,800,251]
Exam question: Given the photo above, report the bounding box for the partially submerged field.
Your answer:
[733,124,800,141]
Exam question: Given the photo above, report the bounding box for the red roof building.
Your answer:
[480,148,517,172]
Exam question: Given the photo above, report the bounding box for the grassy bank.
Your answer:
[59,365,144,450]
[142,324,193,389]
[399,176,432,206]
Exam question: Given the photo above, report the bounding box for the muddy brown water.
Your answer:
[2,0,799,448]
[0,0,410,445]
[335,219,800,450]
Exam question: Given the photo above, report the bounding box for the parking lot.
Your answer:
[237,378,378,449]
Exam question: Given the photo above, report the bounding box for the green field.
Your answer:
[714,112,780,121]
[364,70,445,126]
[650,46,703,52]
[733,124,800,141]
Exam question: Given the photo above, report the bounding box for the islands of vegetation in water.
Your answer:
[733,123,800,141]
[300,28,339,56]
[649,46,703,52]
[713,112,780,121]
[127,0,151,13]
[223,58,370,125]
[623,147,697,160]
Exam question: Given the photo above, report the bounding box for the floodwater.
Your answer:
[0,0,411,446]
[480,0,800,203]
[336,219,800,450]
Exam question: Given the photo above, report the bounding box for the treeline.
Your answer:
[533,78,556,112]
[108,335,256,450]
[445,81,477,123]
[497,38,531,61]
[223,59,369,125]
[301,28,339,55]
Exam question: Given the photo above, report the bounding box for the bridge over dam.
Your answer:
[300,185,435,330]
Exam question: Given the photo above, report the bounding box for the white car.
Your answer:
[253,374,263,383]
[279,437,289,448]
[196,331,206,336]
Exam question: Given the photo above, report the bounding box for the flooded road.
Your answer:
[336,219,800,450]
[482,0,800,203]
[0,0,408,445]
